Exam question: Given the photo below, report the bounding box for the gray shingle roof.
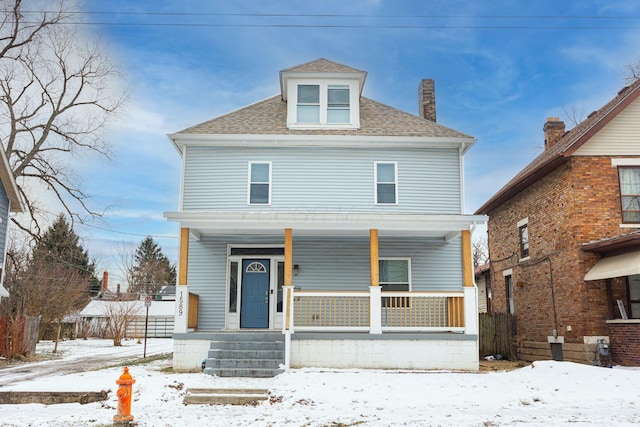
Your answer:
[280,58,365,74]
[177,95,472,138]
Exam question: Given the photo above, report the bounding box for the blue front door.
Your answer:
[240,259,270,328]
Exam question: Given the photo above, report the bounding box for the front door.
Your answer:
[240,259,270,328]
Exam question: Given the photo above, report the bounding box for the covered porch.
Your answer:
[166,211,486,371]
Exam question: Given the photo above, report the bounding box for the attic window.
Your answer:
[287,80,359,129]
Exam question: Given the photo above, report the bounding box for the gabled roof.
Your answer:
[280,58,365,74]
[175,95,473,139]
[279,58,368,99]
[476,79,640,215]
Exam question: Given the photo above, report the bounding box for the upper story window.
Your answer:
[375,162,398,205]
[248,162,271,205]
[517,218,529,259]
[619,167,640,223]
[297,85,320,123]
[287,80,359,129]
[327,85,350,123]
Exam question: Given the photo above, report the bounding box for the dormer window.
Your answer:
[327,85,350,123]
[286,80,359,129]
[297,85,320,123]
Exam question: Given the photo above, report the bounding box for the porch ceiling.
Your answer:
[164,211,487,239]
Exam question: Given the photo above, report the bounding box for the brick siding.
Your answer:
[487,156,636,363]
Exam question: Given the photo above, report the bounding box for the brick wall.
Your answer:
[607,322,640,365]
[487,156,633,360]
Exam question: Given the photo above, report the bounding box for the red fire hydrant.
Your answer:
[114,366,136,423]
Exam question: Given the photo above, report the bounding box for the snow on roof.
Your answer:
[79,300,175,317]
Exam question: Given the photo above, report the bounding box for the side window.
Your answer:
[297,85,320,123]
[228,261,238,313]
[505,274,514,315]
[518,218,529,259]
[629,275,640,319]
[375,162,398,204]
[248,162,271,205]
[619,167,640,223]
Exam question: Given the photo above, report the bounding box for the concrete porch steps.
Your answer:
[183,388,269,405]
[203,332,285,377]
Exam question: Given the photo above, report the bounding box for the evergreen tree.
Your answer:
[128,236,176,295]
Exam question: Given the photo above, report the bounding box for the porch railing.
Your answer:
[283,288,467,333]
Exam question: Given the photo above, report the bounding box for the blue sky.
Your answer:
[59,0,640,286]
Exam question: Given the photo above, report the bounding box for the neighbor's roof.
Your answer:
[79,300,175,317]
[476,79,640,215]
[175,95,473,139]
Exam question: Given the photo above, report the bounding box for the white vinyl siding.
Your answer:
[183,146,461,213]
[573,97,640,156]
[186,235,464,330]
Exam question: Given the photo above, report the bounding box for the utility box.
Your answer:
[550,342,563,361]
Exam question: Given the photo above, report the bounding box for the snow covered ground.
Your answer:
[1,339,639,426]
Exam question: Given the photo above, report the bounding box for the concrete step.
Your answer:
[183,388,269,405]
[206,358,282,369]
[208,349,284,360]
[210,341,284,351]
[203,367,283,378]
[207,332,284,342]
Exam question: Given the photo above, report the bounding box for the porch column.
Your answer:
[175,227,190,333]
[461,229,478,335]
[283,228,294,370]
[370,229,382,334]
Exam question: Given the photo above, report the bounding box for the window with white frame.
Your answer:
[375,162,398,204]
[248,162,271,205]
[297,85,320,123]
[289,81,357,128]
[379,258,410,308]
[327,85,350,123]
[619,167,640,223]
[505,274,514,315]
[518,218,529,259]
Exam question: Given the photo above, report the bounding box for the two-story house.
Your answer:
[165,59,487,375]
[476,79,640,365]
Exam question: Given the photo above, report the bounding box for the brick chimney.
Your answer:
[102,271,109,291]
[418,79,436,122]
[543,117,565,150]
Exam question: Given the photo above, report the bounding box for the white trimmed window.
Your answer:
[619,167,640,223]
[248,162,271,205]
[375,162,398,205]
[380,258,411,308]
[287,80,359,129]
[517,218,529,259]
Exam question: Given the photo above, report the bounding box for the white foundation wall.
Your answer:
[173,339,211,372]
[290,339,479,370]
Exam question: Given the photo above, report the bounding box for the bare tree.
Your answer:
[472,236,489,268]
[102,301,141,346]
[0,0,127,236]
[563,104,586,127]
[625,59,640,84]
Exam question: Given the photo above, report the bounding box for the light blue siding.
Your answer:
[187,234,463,331]
[183,146,461,213]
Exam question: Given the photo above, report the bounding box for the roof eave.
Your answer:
[475,155,568,215]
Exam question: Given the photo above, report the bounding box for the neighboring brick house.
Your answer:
[476,79,640,365]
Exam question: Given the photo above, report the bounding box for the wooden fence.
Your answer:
[0,316,39,358]
[479,312,517,360]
